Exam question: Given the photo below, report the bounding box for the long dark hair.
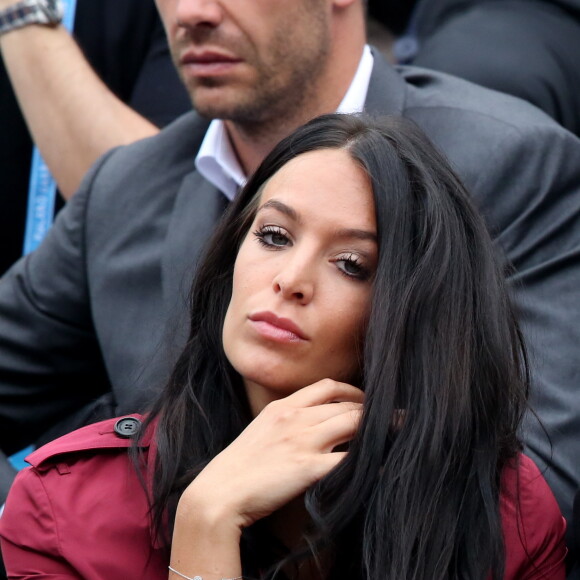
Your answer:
[140,114,528,579]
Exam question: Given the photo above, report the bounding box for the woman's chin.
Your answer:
[243,374,308,402]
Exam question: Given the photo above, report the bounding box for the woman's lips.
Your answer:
[248,312,308,343]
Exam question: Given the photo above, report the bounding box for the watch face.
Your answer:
[42,0,62,20]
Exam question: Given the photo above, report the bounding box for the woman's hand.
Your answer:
[177,378,363,531]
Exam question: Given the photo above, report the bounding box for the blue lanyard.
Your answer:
[22,0,78,255]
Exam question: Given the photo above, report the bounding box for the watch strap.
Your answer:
[0,0,62,36]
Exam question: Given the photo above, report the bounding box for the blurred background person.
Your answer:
[370,0,580,137]
[0,0,191,274]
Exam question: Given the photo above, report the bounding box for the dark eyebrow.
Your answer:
[258,199,302,224]
[259,199,376,243]
[335,228,377,243]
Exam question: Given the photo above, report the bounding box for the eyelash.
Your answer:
[253,226,371,281]
[254,225,289,249]
[333,253,370,281]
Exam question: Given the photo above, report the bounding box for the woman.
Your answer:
[0,114,566,578]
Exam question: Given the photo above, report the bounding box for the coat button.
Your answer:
[114,417,142,439]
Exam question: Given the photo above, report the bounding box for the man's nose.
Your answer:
[176,0,224,28]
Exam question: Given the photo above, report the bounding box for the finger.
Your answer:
[284,379,363,407]
[310,409,362,452]
[308,451,349,482]
[301,401,363,425]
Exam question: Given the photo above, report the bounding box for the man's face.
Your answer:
[155,0,332,125]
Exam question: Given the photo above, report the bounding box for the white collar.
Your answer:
[195,45,374,201]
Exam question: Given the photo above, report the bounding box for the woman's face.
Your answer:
[222,148,378,415]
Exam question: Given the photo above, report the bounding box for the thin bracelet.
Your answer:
[168,565,243,580]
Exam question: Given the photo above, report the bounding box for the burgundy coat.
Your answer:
[0,417,567,578]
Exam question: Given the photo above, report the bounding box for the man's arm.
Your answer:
[0,151,116,461]
[0,1,162,199]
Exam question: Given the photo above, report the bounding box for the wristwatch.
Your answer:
[0,0,63,36]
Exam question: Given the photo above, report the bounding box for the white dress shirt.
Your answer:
[195,45,374,201]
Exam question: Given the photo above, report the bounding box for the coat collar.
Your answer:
[27,414,152,470]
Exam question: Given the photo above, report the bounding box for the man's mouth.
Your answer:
[180,50,243,76]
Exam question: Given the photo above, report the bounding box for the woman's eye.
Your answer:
[254,227,290,248]
[266,232,289,246]
[338,260,362,276]
[335,254,369,280]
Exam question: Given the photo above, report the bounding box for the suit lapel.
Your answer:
[161,170,227,328]
[366,49,407,117]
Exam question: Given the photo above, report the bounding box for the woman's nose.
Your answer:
[272,260,315,305]
[176,0,224,28]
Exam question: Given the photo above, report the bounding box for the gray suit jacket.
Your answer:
[1,53,580,523]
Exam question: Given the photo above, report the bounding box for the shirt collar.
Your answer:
[195,121,246,201]
[195,45,374,201]
[336,44,374,114]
